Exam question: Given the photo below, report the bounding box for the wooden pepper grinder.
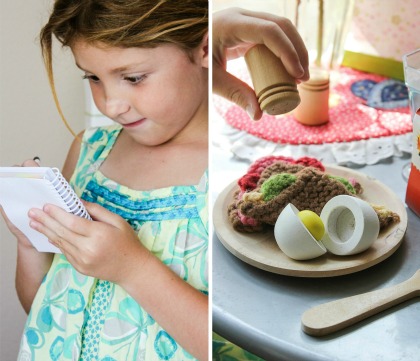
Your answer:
[245,44,301,115]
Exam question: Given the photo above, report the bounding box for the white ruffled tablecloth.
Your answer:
[212,102,412,166]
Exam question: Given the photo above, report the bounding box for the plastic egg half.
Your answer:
[274,204,327,260]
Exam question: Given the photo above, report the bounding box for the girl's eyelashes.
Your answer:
[82,73,147,85]
[124,74,147,85]
[83,74,100,83]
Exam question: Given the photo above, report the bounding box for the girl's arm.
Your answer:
[12,134,83,313]
[5,209,54,314]
[119,247,208,361]
[0,159,54,313]
[15,248,54,314]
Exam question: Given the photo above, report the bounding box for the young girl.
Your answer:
[3,1,208,360]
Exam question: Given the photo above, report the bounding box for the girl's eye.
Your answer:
[83,74,100,83]
[124,75,147,85]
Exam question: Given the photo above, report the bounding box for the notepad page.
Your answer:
[0,177,68,253]
[0,167,51,179]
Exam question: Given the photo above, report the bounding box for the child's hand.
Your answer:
[1,206,35,249]
[213,7,309,120]
[28,202,151,283]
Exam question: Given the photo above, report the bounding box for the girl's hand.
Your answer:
[1,206,34,249]
[2,158,54,312]
[28,202,151,283]
[213,7,309,120]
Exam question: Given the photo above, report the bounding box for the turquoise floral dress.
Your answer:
[17,124,208,361]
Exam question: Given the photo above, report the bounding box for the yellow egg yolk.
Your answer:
[298,210,325,241]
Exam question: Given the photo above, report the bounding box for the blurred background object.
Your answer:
[282,0,355,71]
[403,48,420,212]
[343,0,420,80]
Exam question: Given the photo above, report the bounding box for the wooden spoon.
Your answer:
[301,269,420,336]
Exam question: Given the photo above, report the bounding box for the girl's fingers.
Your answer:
[28,205,87,246]
[28,210,80,256]
[83,201,125,229]
[213,65,263,120]
[53,237,79,259]
[238,17,307,80]
[239,10,309,65]
[21,159,41,167]
[268,18,310,81]
[214,8,309,81]
[45,203,92,235]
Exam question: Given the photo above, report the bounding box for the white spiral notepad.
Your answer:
[0,167,91,253]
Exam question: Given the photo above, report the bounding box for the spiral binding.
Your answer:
[48,168,92,220]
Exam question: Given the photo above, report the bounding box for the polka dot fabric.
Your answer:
[79,280,112,360]
[214,66,411,145]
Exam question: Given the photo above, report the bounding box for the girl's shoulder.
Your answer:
[78,123,122,163]
[72,124,122,184]
[82,123,122,146]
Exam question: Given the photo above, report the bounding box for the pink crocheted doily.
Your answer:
[214,65,411,145]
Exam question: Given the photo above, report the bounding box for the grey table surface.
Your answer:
[212,150,420,361]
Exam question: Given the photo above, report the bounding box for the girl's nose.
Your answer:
[104,95,130,119]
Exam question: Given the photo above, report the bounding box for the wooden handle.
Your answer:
[301,270,420,336]
[245,45,295,95]
[244,45,300,115]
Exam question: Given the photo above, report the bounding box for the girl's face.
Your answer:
[72,40,208,146]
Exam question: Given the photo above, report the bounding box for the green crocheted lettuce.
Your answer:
[328,175,356,194]
[260,173,297,201]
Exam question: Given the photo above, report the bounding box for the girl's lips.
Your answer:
[123,118,146,128]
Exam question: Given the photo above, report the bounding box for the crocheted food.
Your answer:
[228,156,400,233]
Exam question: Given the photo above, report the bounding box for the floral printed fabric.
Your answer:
[213,334,264,361]
[17,124,208,361]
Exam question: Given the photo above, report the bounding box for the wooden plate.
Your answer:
[213,165,408,277]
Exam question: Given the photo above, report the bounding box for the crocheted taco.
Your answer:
[228,156,400,233]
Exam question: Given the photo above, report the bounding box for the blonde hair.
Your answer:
[40,0,208,136]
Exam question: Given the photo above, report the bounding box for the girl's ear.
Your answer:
[199,32,209,68]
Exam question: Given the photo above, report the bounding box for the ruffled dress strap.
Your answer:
[71,124,122,196]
